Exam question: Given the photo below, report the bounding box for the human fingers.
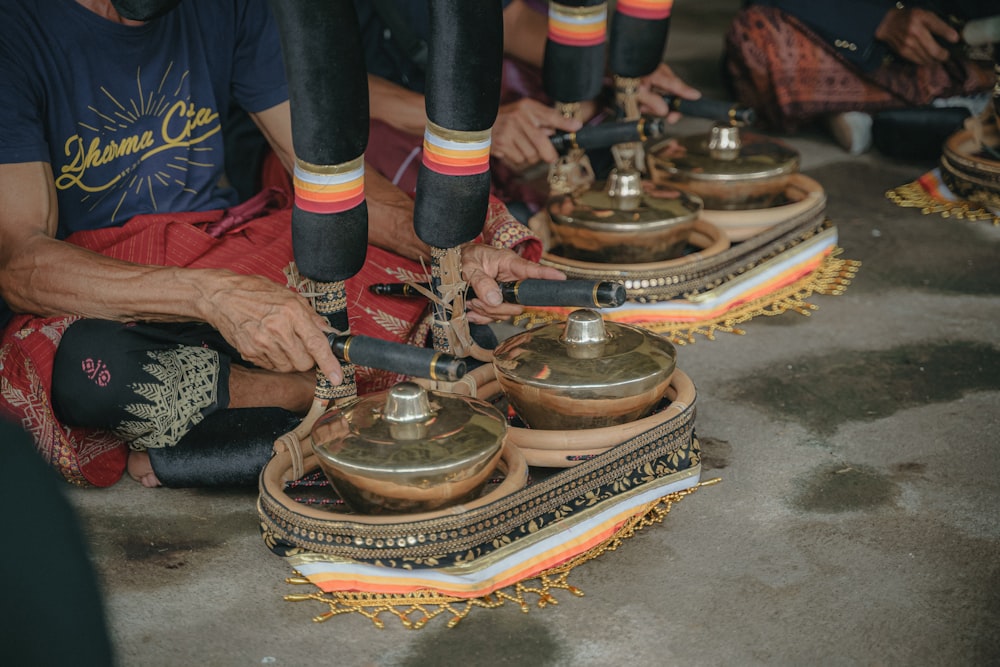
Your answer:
[508,120,548,166]
[209,275,343,382]
[499,256,566,282]
[493,109,538,166]
[531,101,584,133]
[886,9,954,64]
[461,246,567,321]
[497,101,579,164]
[466,299,522,323]
[918,11,958,62]
[463,244,565,284]
[639,63,701,117]
[244,306,343,383]
[644,63,701,98]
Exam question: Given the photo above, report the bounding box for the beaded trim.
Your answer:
[293,156,365,215]
[548,2,607,47]
[885,177,1000,225]
[616,0,673,20]
[310,281,348,316]
[422,122,492,176]
[517,245,860,344]
[282,476,716,628]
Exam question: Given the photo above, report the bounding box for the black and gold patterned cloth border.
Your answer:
[258,377,698,569]
[282,471,715,628]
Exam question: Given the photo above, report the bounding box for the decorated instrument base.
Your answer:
[886,114,1000,226]
[258,369,708,627]
[519,193,859,343]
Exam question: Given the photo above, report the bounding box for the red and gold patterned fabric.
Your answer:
[724,5,994,132]
[0,187,540,486]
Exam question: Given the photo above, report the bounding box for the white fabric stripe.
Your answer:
[423,129,492,152]
[293,163,365,186]
[601,228,838,316]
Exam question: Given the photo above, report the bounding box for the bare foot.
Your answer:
[127,451,162,488]
[228,366,315,413]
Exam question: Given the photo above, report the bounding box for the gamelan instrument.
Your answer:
[523,0,839,326]
[311,381,506,514]
[939,119,1000,210]
[411,0,505,364]
[327,334,465,383]
[547,93,757,154]
[266,0,466,467]
[645,125,801,211]
[661,95,756,126]
[541,0,708,265]
[493,308,677,430]
[257,1,707,626]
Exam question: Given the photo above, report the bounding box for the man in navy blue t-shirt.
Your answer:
[0,0,563,486]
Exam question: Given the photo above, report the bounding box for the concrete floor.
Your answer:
[63,2,1000,665]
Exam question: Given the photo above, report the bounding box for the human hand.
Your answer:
[492,98,583,170]
[635,62,701,122]
[203,272,343,384]
[875,7,958,65]
[460,244,566,323]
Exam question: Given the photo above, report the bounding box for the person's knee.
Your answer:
[52,319,231,448]
[51,319,127,429]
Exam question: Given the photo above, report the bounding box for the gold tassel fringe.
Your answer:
[284,478,721,629]
[885,180,1000,225]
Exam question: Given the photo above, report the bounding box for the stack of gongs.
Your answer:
[644,123,826,242]
[533,0,834,313]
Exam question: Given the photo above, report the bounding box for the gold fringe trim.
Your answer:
[514,250,860,346]
[885,180,1000,225]
[283,478,721,629]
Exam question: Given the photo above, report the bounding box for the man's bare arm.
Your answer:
[252,100,431,262]
[502,0,547,68]
[368,75,427,136]
[0,160,342,381]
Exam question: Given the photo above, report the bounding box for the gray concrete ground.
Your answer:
[62,2,999,665]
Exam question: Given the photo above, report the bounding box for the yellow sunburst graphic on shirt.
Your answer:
[54,63,221,223]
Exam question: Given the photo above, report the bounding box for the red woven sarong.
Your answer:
[0,188,539,486]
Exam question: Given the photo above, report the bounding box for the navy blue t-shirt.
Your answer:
[0,0,288,327]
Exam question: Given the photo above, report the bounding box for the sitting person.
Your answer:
[724,0,996,154]
[356,0,702,208]
[0,0,563,488]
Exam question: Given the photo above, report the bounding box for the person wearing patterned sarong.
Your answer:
[0,0,563,488]
[724,1,996,154]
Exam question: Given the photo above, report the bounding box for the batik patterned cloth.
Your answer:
[724,5,994,132]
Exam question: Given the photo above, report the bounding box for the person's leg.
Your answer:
[227,363,314,412]
[51,319,314,486]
